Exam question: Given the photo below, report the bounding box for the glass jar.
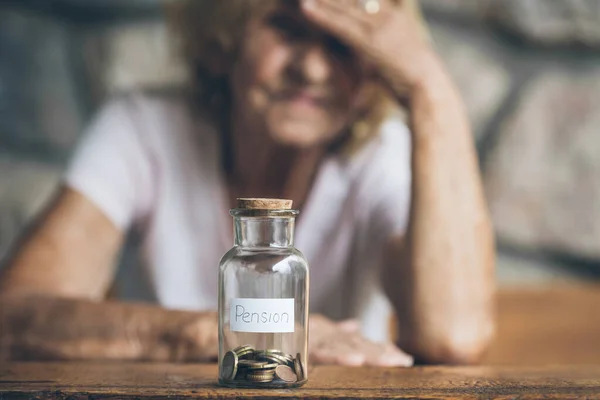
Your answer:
[218,198,309,388]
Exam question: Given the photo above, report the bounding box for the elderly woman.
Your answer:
[0,0,494,365]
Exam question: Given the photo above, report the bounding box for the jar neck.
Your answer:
[234,217,295,248]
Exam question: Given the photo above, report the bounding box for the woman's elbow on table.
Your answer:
[402,322,495,365]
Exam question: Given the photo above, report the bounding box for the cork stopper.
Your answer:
[237,198,293,210]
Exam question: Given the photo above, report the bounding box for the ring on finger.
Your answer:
[358,0,381,14]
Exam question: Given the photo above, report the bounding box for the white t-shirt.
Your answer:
[66,93,412,342]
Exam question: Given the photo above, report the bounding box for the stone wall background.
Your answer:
[1,0,599,298]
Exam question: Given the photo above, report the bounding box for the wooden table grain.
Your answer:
[1,362,600,399]
[484,285,600,365]
[2,286,600,399]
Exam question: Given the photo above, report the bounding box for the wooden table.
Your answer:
[2,285,600,398]
[483,285,600,365]
[1,363,600,399]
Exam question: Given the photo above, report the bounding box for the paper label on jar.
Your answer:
[230,298,295,333]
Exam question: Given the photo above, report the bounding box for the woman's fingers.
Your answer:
[306,0,381,24]
[336,319,361,333]
[367,342,414,367]
[312,338,363,365]
[309,315,413,367]
[301,0,372,43]
[311,329,413,367]
[352,338,412,367]
[311,347,337,364]
[336,350,367,366]
[301,0,399,66]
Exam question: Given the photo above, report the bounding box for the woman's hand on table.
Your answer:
[310,315,413,366]
[170,311,220,363]
[174,313,414,366]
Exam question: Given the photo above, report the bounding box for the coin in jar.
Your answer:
[234,369,247,380]
[233,344,253,353]
[281,354,295,366]
[251,362,278,371]
[221,351,238,380]
[275,365,298,383]
[265,350,294,365]
[258,352,289,365]
[233,345,254,359]
[246,371,275,383]
[238,360,266,369]
[264,349,285,355]
[294,353,305,380]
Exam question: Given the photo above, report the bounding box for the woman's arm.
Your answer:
[0,188,218,362]
[1,187,122,299]
[0,187,406,365]
[382,62,495,365]
[0,295,218,362]
[302,0,495,364]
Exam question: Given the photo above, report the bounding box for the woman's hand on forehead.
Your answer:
[300,0,438,93]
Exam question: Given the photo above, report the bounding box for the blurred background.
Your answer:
[1,0,600,364]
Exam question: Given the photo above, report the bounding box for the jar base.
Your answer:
[218,378,307,389]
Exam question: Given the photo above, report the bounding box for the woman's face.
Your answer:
[231,2,369,148]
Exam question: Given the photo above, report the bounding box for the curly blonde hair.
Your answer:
[167,0,428,154]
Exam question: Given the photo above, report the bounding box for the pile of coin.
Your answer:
[220,345,305,385]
